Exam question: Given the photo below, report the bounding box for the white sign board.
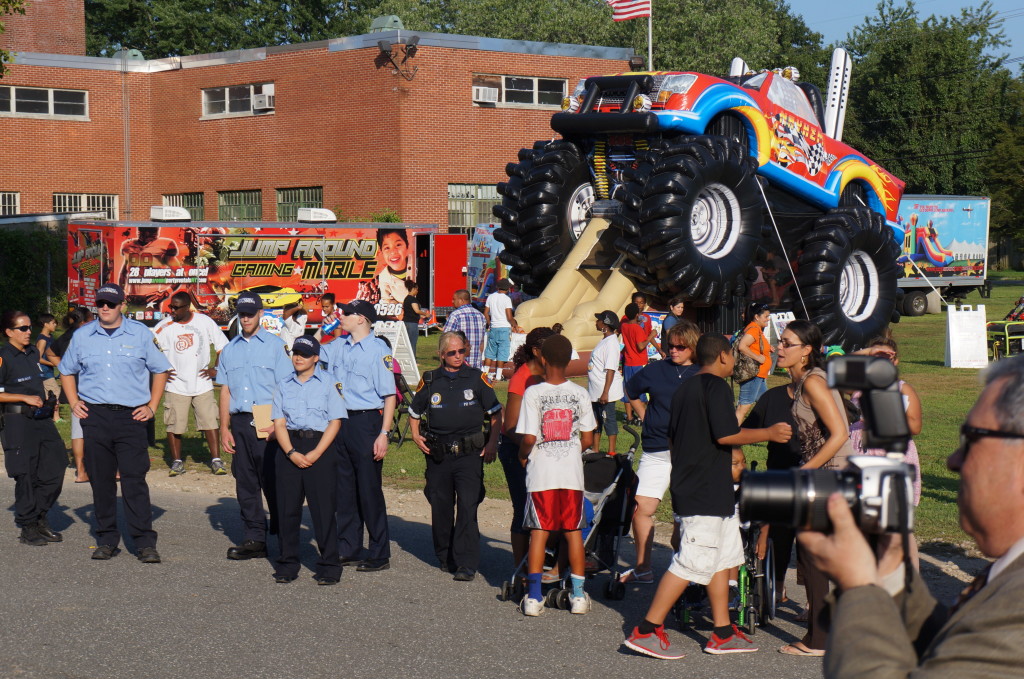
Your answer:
[768,311,796,345]
[945,305,988,369]
[373,320,420,383]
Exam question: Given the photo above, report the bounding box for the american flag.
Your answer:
[605,0,651,21]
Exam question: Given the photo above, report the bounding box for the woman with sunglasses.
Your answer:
[620,320,702,584]
[0,310,66,546]
[774,319,854,657]
[409,331,502,581]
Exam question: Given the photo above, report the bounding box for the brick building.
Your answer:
[0,0,633,228]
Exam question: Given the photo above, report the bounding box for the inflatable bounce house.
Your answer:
[897,213,955,268]
[493,49,906,353]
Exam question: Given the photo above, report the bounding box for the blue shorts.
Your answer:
[484,327,511,362]
[621,365,647,403]
[738,376,767,405]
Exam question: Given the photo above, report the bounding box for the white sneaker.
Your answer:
[520,595,544,617]
[570,592,591,614]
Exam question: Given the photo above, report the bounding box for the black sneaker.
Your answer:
[137,547,161,564]
[19,525,48,547]
[91,544,121,560]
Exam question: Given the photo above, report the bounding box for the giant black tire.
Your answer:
[795,207,902,349]
[612,136,763,305]
[493,140,593,296]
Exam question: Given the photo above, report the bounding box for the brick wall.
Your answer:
[0,0,85,56]
[1,40,628,226]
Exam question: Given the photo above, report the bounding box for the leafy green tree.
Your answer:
[1,0,26,76]
[841,0,1016,196]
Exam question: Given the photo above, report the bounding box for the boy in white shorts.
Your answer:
[517,334,597,616]
[623,333,791,660]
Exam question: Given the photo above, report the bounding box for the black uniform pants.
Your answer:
[336,410,390,561]
[82,406,156,549]
[424,451,485,571]
[1,414,65,528]
[275,435,340,580]
[230,412,277,543]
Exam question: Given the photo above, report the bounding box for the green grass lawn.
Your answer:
[52,281,1023,550]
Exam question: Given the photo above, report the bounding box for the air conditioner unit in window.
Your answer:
[150,205,192,222]
[472,86,499,104]
[253,93,276,110]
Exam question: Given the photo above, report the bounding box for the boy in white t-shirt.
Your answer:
[588,310,624,455]
[152,291,230,475]
[483,279,521,381]
[517,334,597,616]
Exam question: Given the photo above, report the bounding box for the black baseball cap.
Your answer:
[292,336,321,357]
[235,291,263,314]
[95,283,125,305]
[341,299,378,324]
[595,310,619,330]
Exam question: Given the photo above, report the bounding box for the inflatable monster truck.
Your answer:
[493,51,905,349]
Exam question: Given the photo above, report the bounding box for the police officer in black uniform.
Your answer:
[1,310,65,546]
[410,331,502,582]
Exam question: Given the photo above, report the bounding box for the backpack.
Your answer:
[731,327,763,383]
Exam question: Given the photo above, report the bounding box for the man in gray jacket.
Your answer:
[799,354,1024,678]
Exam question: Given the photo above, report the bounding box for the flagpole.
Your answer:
[647,10,653,70]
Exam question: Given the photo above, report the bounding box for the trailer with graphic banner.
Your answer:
[66,219,468,329]
[895,195,989,316]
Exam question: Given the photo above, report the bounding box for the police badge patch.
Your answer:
[335,382,343,397]
[430,393,441,405]
[463,389,474,401]
[383,354,394,370]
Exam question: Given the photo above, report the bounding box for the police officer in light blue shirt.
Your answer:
[216,290,293,561]
[320,299,396,572]
[271,335,347,584]
[58,283,171,563]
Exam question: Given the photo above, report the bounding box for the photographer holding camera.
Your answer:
[410,331,502,582]
[798,355,1024,678]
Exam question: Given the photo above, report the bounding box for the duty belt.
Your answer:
[2,403,50,419]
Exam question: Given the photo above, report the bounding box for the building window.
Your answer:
[218,190,262,221]
[163,192,205,221]
[276,187,323,222]
[53,193,118,219]
[471,75,566,108]
[1,191,19,215]
[448,184,500,233]
[202,83,275,118]
[0,86,88,118]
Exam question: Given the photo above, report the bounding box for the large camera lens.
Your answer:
[740,469,858,532]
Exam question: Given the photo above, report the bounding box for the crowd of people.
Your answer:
[3,282,1021,674]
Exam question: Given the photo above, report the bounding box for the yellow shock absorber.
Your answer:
[592,140,610,200]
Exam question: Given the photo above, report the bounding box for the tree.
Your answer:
[841,1,1017,196]
[0,0,25,76]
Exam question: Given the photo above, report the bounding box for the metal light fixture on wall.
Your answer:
[377,34,420,81]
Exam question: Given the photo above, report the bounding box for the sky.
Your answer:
[784,0,1024,60]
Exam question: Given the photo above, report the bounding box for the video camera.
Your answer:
[739,356,916,534]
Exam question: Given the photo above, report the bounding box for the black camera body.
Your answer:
[739,356,915,534]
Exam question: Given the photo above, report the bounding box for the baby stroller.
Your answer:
[499,425,640,607]
[673,462,776,634]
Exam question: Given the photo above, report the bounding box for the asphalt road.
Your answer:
[0,473,826,679]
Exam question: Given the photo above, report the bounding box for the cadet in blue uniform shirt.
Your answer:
[1,310,66,546]
[58,283,171,562]
[216,290,293,561]
[272,335,347,585]
[320,299,396,572]
[409,331,502,582]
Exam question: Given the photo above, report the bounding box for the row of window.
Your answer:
[2,73,565,122]
[2,184,501,228]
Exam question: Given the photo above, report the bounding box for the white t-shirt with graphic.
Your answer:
[517,380,598,492]
[485,292,513,329]
[152,312,229,397]
[587,333,624,402]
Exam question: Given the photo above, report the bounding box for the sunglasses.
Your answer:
[444,347,469,357]
[959,423,1024,454]
[666,343,689,351]
[872,351,897,361]
[779,340,805,349]
[11,325,31,332]
[238,312,257,319]
[97,300,120,309]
